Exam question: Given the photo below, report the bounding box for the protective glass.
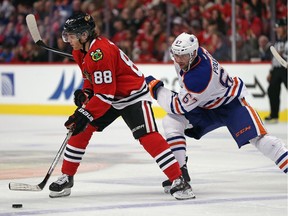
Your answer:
[62,31,79,43]
[173,53,190,61]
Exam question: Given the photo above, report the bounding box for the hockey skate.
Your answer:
[49,174,74,198]
[170,176,195,200]
[162,164,191,194]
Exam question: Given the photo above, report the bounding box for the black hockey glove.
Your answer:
[65,107,94,136]
[74,88,93,107]
[184,127,201,140]
[145,75,164,100]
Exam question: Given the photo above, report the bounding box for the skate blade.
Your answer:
[171,188,196,200]
[49,188,71,198]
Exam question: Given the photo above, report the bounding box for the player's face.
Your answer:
[275,26,286,39]
[174,54,190,70]
[67,34,82,50]
[63,33,82,50]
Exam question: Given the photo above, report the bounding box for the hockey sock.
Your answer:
[61,125,95,176]
[139,132,182,181]
[62,144,86,176]
[250,135,288,173]
[166,135,187,167]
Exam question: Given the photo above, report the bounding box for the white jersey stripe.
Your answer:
[142,101,156,133]
[155,149,171,161]
[63,156,82,163]
[66,144,85,152]
[142,102,151,133]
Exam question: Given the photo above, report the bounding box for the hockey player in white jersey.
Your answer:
[145,32,288,193]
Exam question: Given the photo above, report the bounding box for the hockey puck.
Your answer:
[12,204,23,208]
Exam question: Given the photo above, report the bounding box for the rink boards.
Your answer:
[0,63,287,121]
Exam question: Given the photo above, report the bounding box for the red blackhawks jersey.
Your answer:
[72,36,151,119]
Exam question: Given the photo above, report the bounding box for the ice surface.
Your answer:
[0,115,287,216]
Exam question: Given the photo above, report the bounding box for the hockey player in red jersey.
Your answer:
[48,13,195,200]
[146,32,288,193]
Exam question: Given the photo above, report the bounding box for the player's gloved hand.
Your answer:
[184,127,201,140]
[64,107,94,135]
[145,76,164,100]
[74,88,93,107]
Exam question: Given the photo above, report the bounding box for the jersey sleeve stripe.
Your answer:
[142,101,156,133]
[113,83,149,104]
[231,77,239,96]
[172,96,188,114]
[205,97,224,109]
[95,93,113,105]
[235,78,244,98]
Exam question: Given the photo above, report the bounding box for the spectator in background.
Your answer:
[129,6,145,36]
[163,35,176,63]
[238,4,262,39]
[189,20,202,39]
[233,33,257,61]
[257,35,272,61]
[198,20,218,53]
[134,40,157,63]
[0,43,14,62]
[0,0,280,63]
[110,19,127,46]
[210,31,230,61]
[0,0,15,24]
[265,18,288,123]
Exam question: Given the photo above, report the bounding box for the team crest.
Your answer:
[90,49,103,62]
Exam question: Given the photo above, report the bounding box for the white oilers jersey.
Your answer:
[157,47,249,114]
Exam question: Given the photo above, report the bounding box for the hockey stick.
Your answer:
[26,14,74,60]
[9,130,73,191]
[270,46,288,68]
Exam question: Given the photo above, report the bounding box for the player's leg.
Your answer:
[265,68,281,123]
[250,135,287,173]
[49,125,96,198]
[161,114,191,193]
[49,107,120,198]
[121,100,195,199]
[225,98,287,174]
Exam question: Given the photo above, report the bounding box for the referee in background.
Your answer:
[265,18,288,123]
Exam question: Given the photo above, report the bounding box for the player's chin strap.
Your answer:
[183,51,198,72]
[80,37,95,55]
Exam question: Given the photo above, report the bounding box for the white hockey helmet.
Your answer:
[170,33,199,69]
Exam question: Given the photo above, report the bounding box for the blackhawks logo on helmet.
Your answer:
[84,14,91,22]
[91,49,103,61]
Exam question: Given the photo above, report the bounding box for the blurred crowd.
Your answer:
[0,0,287,63]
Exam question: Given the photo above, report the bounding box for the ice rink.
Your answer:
[0,114,287,216]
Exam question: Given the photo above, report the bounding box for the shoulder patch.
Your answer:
[183,61,212,93]
[90,49,103,61]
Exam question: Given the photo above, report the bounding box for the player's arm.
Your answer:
[66,55,114,135]
[84,54,116,118]
[146,75,201,114]
[73,78,94,107]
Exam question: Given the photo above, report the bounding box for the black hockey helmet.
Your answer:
[275,18,287,28]
[62,12,96,43]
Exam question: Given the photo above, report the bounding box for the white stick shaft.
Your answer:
[270,46,288,68]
